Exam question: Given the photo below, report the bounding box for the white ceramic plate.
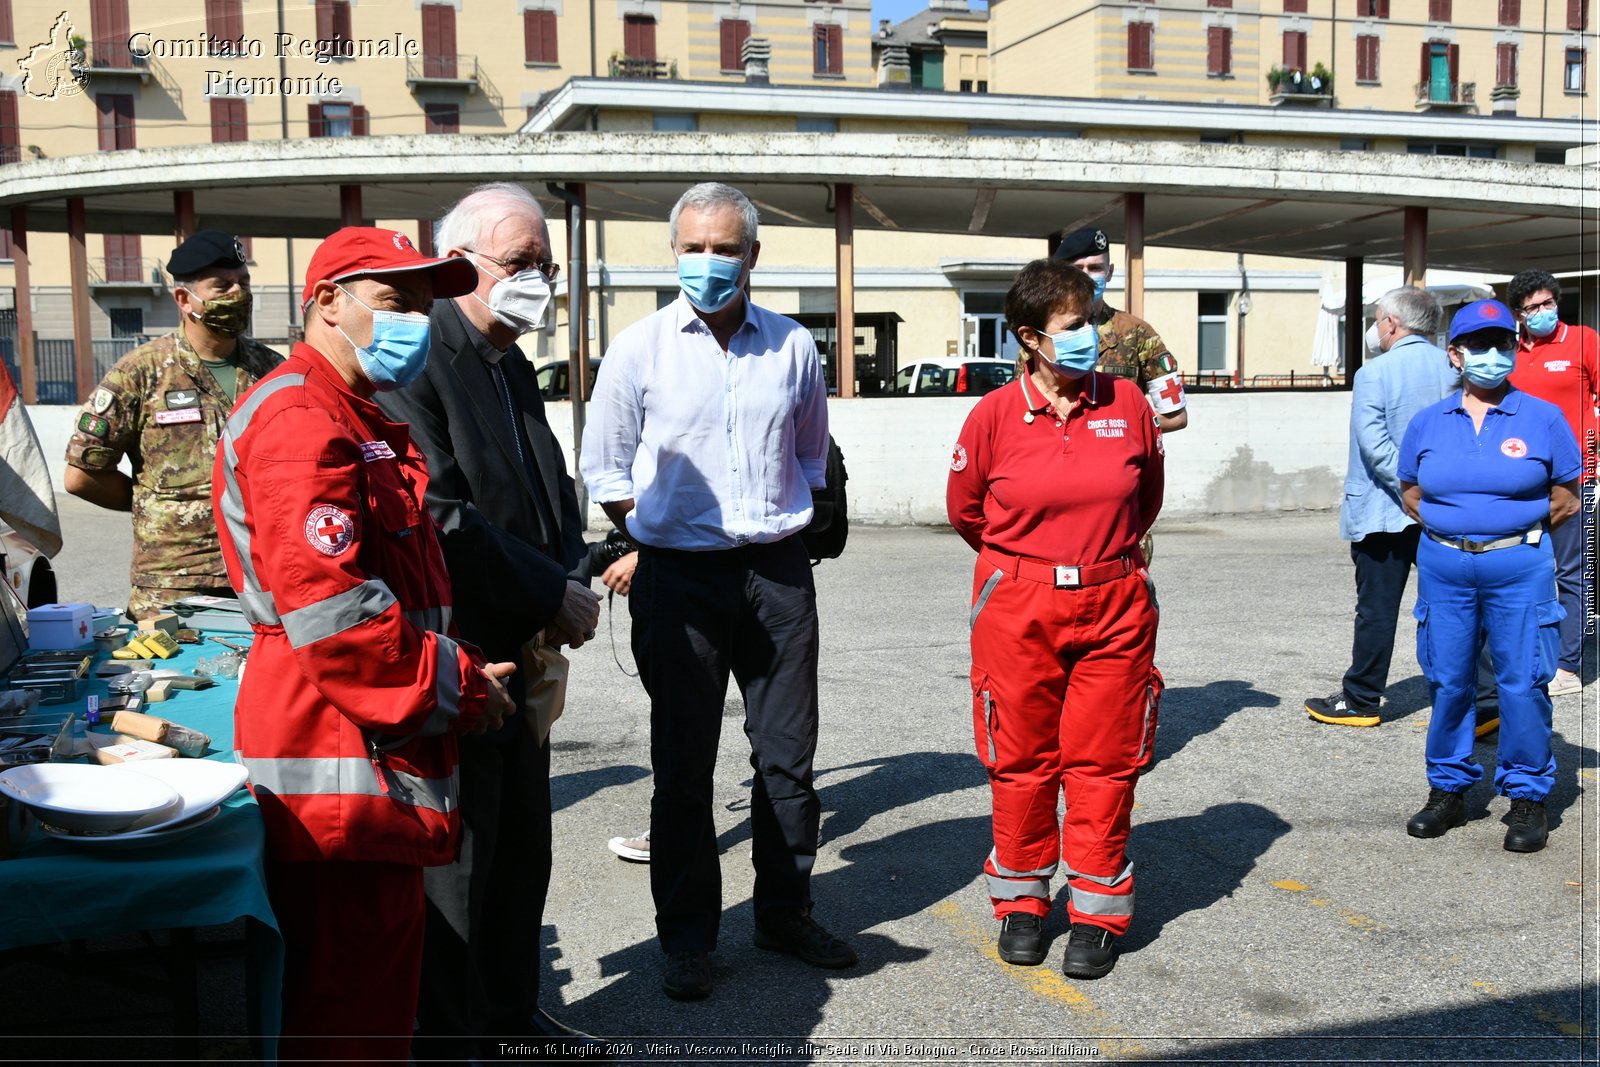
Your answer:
[38,805,222,849]
[0,763,182,833]
[107,760,248,823]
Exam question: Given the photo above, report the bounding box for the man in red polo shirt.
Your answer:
[1508,269,1599,697]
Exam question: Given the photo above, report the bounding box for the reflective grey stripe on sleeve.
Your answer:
[238,589,280,626]
[243,755,457,814]
[1068,883,1135,918]
[403,605,452,634]
[1061,859,1134,889]
[280,579,398,649]
[432,632,464,722]
[987,848,1058,880]
[985,873,1051,901]
[216,373,307,609]
[969,568,1004,630]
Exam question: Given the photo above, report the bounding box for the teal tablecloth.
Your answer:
[0,638,281,1043]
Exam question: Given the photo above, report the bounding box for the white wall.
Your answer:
[27,389,1352,522]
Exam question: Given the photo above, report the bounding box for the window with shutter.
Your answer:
[0,91,17,165]
[425,103,459,134]
[1283,0,1307,11]
[624,14,657,61]
[96,93,135,150]
[1207,0,1232,6]
[1283,31,1307,71]
[422,4,456,78]
[525,9,557,63]
[1207,26,1232,76]
[104,234,141,283]
[1570,0,1589,31]
[1496,43,1518,87]
[91,0,132,67]
[1356,34,1379,82]
[308,103,325,138]
[721,19,751,72]
[317,0,352,51]
[1565,47,1586,91]
[0,1,12,45]
[1428,1,1451,21]
[210,98,248,142]
[1499,0,1521,24]
[1127,22,1153,71]
[206,0,244,55]
[1359,0,1390,17]
[352,105,368,135]
[814,24,843,75]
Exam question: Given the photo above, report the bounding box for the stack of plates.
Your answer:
[0,760,248,849]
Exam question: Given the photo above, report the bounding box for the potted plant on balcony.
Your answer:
[1310,62,1333,94]
[1267,65,1285,92]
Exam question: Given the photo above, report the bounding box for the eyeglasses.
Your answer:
[465,249,560,282]
[1517,297,1558,315]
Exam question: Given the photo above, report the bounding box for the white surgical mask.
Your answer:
[1365,323,1383,356]
[468,252,552,335]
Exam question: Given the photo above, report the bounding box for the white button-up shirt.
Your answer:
[580,295,830,550]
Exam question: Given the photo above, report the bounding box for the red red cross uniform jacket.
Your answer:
[213,344,488,866]
[947,371,1164,935]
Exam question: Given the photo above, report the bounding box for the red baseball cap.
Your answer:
[301,226,477,307]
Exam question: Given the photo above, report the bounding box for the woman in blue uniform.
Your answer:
[1398,300,1581,853]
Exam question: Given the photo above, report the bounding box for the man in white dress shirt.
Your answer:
[580,182,855,1002]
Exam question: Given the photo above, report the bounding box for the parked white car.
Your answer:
[892,358,1018,397]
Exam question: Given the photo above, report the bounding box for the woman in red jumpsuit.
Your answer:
[946,258,1164,979]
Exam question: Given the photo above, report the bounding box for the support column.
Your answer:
[1403,206,1427,289]
[1344,256,1364,388]
[835,183,856,399]
[339,185,363,227]
[1124,192,1146,321]
[173,190,196,243]
[10,207,37,404]
[67,198,95,403]
[556,181,590,519]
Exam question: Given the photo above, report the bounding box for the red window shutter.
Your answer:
[1420,41,1431,89]
[1284,0,1307,11]
[425,103,458,134]
[1207,26,1231,76]
[422,4,456,78]
[1571,0,1589,31]
[1378,0,1390,16]
[210,97,229,142]
[352,104,368,135]
[308,103,325,138]
[0,91,17,165]
[1429,0,1452,21]
[0,1,13,44]
[105,234,141,282]
[1128,23,1152,70]
[239,236,253,262]
[1448,43,1459,86]
[316,0,333,42]
[334,1,352,41]
[92,0,131,67]
[541,10,558,62]
[826,24,843,75]
[721,19,751,71]
[1497,42,1518,86]
[525,10,558,63]
[624,15,656,60]
[1284,31,1306,70]
[1499,0,1520,24]
[0,229,13,260]
[1207,0,1232,6]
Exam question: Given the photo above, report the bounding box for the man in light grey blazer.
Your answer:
[1306,286,1460,727]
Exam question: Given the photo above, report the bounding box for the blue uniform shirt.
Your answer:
[1398,387,1582,540]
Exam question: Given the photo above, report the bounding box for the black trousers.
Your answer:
[1343,527,1422,709]
[417,723,553,1042]
[632,536,821,955]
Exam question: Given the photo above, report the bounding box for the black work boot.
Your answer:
[1503,797,1548,853]
[1406,787,1467,838]
[1061,922,1117,980]
[996,912,1045,966]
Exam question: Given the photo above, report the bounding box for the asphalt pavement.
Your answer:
[26,497,1600,1065]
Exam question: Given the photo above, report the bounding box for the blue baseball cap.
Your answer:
[1448,299,1516,342]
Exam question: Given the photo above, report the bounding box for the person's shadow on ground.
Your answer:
[1146,680,1277,772]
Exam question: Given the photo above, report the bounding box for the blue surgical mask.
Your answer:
[1037,323,1099,378]
[1524,307,1559,338]
[337,286,432,391]
[1086,272,1108,305]
[677,252,747,314]
[1458,346,1515,388]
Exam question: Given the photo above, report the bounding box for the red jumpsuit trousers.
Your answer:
[968,549,1160,936]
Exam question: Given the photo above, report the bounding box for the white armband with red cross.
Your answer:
[1146,372,1186,414]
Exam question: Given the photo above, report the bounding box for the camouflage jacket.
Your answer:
[64,329,282,591]
[1093,304,1183,398]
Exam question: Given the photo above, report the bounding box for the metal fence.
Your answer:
[0,336,146,404]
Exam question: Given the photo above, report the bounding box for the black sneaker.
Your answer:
[662,950,712,1001]
[996,912,1045,966]
[1061,922,1117,980]
[1305,691,1380,727]
[753,909,858,969]
[1406,787,1467,838]
[1503,797,1548,853]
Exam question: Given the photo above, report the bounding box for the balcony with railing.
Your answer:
[405,54,480,91]
[1415,79,1476,111]
[608,54,677,80]
[85,38,151,83]
[88,257,168,290]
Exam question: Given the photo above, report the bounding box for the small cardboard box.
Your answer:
[26,604,95,651]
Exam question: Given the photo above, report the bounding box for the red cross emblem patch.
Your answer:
[304,504,356,557]
[1501,438,1528,459]
[951,443,968,472]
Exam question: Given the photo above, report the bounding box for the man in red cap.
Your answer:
[212,226,515,1062]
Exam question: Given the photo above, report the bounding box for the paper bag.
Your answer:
[521,638,570,745]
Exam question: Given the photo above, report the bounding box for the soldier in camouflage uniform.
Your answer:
[1052,227,1190,563]
[63,230,282,617]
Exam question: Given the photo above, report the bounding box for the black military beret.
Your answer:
[167,229,248,278]
[1052,227,1110,263]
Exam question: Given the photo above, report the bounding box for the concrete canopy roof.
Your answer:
[0,127,1591,274]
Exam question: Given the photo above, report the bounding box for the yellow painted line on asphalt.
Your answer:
[1473,980,1587,1036]
[930,900,1145,1057]
[1579,770,1597,782]
[1268,879,1389,932]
